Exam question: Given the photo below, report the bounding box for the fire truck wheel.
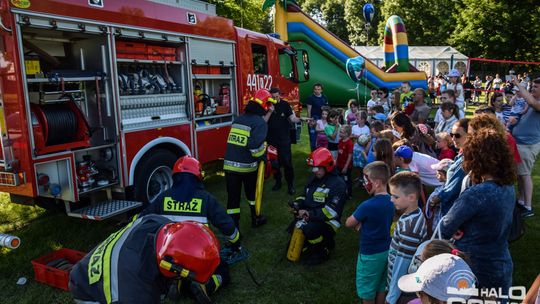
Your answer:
[134,149,178,206]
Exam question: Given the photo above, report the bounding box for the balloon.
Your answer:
[363,3,375,24]
[346,56,366,82]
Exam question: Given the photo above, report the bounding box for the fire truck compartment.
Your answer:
[34,158,74,202]
[116,38,188,132]
[22,26,116,153]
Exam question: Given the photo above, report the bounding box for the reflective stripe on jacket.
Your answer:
[69,215,170,304]
[300,170,347,231]
[140,173,239,243]
[224,114,267,173]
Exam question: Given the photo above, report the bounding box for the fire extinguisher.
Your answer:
[287,219,306,262]
[194,84,204,115]
[219,83,230,107]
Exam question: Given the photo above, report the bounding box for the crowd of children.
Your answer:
[312,75,540,304]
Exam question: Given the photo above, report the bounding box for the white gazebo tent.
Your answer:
[353,46,468,76]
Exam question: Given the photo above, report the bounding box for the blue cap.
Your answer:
[373,113,387,121]
[448,69,460,77]
[395,145,413,159]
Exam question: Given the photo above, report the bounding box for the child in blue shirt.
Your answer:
[366,120,384,164]
[504,84,528,131]
[346,161,395,303]
[353,134,370,169]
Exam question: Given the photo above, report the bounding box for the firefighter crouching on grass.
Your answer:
[69,218,220,304]
[287,147,347,265]
[139,155,240,303]
[224,89,274,229]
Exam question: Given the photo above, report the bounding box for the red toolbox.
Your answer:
[116,41,147,60]
[31,248,86,291]
[147,45,176,61]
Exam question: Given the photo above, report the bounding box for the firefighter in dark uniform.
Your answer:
[139,155,239,303]
[264,87,301,195]
[291,147,347,265]
[69,218,220,304]
[224,89,274,229]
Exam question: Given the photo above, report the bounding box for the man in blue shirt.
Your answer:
[511,77,540,218]
[306,83,328,151]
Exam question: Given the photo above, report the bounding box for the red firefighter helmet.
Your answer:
[306,147,335,172]
[251,89,276,111]
[172,156,202,180]
[156,221,220,283]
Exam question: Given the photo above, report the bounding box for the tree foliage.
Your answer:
[344,0,380,46]
[298,0,350,44]
[209,0,538,63]
[450,0,540,61]
[377,0,456,46]
[207,0,272,33]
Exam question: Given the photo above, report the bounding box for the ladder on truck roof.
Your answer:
[148,0,216,15]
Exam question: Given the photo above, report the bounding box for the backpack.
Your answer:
[508,202,526,242]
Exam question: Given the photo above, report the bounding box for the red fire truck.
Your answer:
[0,0,308,219]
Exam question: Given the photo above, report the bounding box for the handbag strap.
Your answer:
[430,215,444,240]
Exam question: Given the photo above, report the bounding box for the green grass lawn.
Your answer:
[1,124,539,303]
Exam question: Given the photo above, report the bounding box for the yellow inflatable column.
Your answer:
[274,1,288,41]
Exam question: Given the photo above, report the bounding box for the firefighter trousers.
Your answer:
[272,142,294,187]
[225,171,257,226]
[301,221,336,251]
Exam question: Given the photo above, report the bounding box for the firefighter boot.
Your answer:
[249,205,266,228]
[190,282,213,304]
[302,241,330,266]
[287,183,295,195]
[230,213,240,229]
[271,179,282,191]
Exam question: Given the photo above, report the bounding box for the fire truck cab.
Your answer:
[0,0,308,220]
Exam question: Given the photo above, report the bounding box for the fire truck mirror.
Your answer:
[297,50,310,82]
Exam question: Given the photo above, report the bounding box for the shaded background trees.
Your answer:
[206,0,272,33]
[209,0,538,63]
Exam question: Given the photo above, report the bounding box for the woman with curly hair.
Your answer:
[440,128,516,293]
[469,113,521,164]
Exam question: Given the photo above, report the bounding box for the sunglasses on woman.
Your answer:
[450,132,462,139]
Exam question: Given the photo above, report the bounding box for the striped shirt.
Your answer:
[386,208,427,304]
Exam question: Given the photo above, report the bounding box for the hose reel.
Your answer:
[31,96,91,155]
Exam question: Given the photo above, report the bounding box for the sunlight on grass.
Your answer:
[0,193,45,233]
[0,110,538,302]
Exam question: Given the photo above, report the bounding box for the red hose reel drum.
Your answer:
[30,101,91,155]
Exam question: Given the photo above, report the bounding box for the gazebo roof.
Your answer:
[353,46,468,61]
